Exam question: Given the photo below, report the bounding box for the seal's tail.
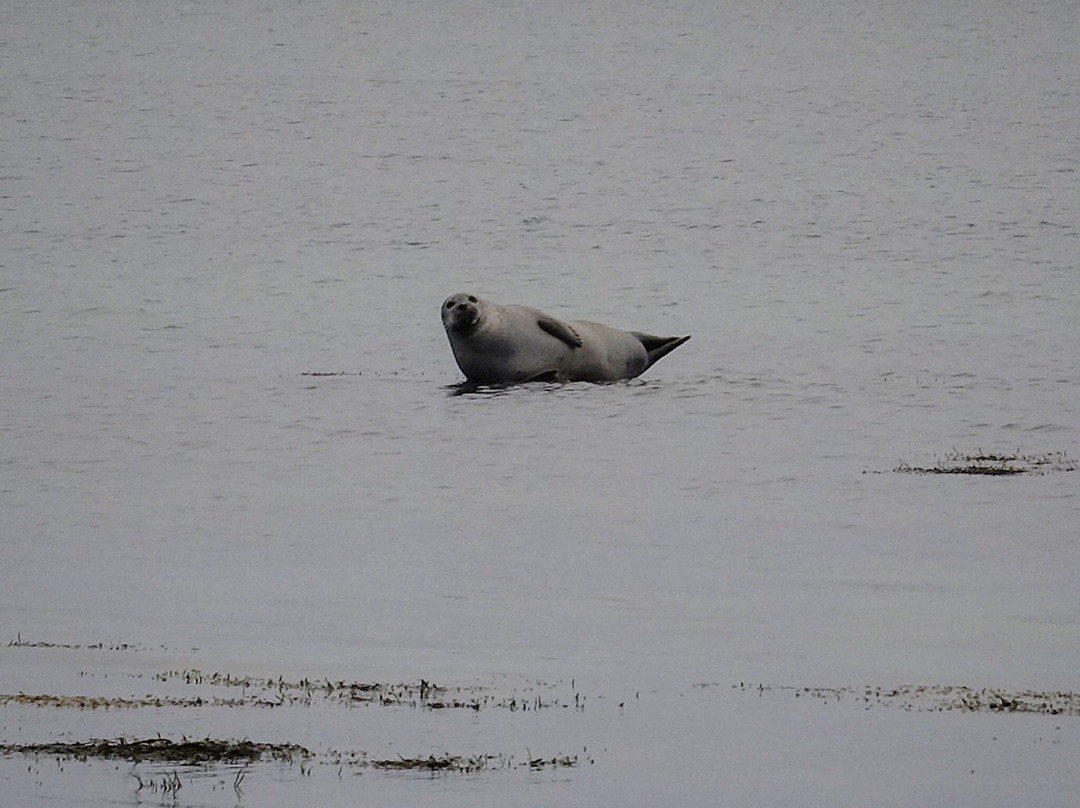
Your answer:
[633,333,691,369]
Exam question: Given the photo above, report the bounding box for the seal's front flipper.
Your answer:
[633,333,691,369]
[537,315,583,348]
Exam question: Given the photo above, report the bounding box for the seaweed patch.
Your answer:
[0,739,583,773]
[7,634,148,651]
[726,682,1080,715]
[892,450,1076,476]
[139,670,573,712]
[0,693,246,710]
[2,671,574,713]
[0,737,310,764]
[364,753,578,772]
[0,654,599,786]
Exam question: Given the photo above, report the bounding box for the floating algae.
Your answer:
[330,752,579,773]
[893,450,1076,476]
[1,640,597,788]
[6,635,146,651]
[2,669,570,713]
[0,737,310,764]
[0,657,590,779]
[0,739,580,774]
[141,669,569,712]
[728,682,1080,716]
[0,692,246,709]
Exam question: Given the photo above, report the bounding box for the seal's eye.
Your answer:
[468,295,478,303]
[444,300,454,309]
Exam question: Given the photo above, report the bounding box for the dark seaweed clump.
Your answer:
[0,737,310,764]
[894,450,1075,476]
[0,739,581,773]
[366,753,577,773]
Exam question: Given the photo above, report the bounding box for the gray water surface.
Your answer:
[2,1,1079,805]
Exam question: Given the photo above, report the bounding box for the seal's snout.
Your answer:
[442,293,481,333]
[456,306,479,330]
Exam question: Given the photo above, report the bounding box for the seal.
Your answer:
[441,293,690,384]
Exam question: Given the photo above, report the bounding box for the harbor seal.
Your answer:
[441,293,690,384]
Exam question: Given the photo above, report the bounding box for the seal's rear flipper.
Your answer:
[633,333,691,369]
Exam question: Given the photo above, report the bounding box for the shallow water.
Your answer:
[2,0,1079,805]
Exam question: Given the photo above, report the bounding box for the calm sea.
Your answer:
[2,1,1078,805]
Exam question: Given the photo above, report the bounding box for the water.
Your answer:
[2,0,1079,805]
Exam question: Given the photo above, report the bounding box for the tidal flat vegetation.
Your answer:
[728,682,1080,715]
[893,450,1076,476]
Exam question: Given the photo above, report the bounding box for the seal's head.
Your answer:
[441,293,482,334]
